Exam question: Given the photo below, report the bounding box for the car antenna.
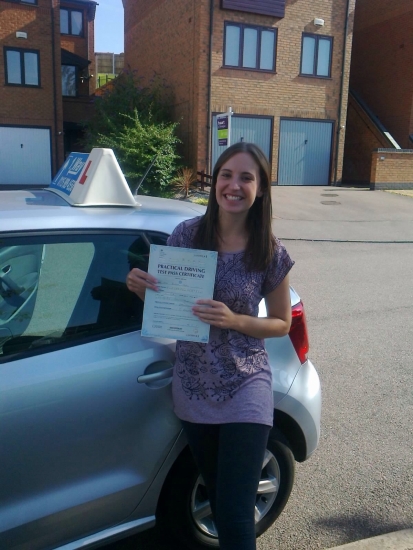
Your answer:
[135,154,158,195]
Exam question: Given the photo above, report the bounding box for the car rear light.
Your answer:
[289,301,309,364]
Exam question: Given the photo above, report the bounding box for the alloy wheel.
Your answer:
[190,448,280,538]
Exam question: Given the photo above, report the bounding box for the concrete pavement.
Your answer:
[270,186,413,242]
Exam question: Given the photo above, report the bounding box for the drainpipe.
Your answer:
[206,0,214,174]
[51,3,59,175]
[334,0,352,185]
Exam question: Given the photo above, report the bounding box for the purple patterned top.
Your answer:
[167,217,294,427]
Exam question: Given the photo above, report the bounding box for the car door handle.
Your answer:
[137,365,173,384]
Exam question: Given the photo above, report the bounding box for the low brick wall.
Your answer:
[370,149,413,190]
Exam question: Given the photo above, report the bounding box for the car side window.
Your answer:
[0,231,168,361]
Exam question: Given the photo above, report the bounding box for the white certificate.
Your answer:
[141,245,218,342]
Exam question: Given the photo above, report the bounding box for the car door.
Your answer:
[0,231,182,550]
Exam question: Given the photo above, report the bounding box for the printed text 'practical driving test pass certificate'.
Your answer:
[141,245,218,343]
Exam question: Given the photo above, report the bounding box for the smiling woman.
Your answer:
[215,152,263,220]
[126,142,295,550]
[194,142,275,272]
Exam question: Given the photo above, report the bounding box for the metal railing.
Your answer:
[96,74,115,89]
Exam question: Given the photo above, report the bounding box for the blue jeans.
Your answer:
[181,421,271,550]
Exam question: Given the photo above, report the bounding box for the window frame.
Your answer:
[4,47,41,87]
[61,64,77,97]
[223,21,277,73]
[300,33,333,79]
[0,229,170,364]
[2,0,37,4]
[60,8,84,36]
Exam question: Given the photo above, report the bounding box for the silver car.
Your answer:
[0,182,321,549]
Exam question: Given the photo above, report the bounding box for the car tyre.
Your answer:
[157,430,295,549]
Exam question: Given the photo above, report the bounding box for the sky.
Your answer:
[94,0,124,54]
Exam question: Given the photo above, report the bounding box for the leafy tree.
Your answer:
[83,70,181,196]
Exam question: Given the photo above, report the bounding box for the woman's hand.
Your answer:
[192,299,237,329]
[192,274,292,339]
[126,268,158,300]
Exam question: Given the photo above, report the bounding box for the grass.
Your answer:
[191,197,209,206]
[384,190,413,198]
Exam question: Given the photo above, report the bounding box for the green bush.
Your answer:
[83,70,181,196]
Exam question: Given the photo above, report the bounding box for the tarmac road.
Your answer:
[260,187,413,549]
[104,187,413,550]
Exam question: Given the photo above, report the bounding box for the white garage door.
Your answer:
[278,119,333,185]
[212,115,272,171]
[0,127,52,186]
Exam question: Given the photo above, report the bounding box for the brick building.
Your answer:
[123,0,356,185]
[343,0,413,187]
[0,0,96,186]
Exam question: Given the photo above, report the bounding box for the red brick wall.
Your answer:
[124,0,207,169]
[0,0,96,173]
[63,97,95,123]
[124,0,355,181]
[370,151,413,189]
[342,93,393,184]
[60,0,96,95]
[350,0,413,149]
[0,1,57,123]
[0,0,64,172]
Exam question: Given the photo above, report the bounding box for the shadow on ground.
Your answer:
[102,526,183,550]
[316,513,413,547]
[102,512,413,549]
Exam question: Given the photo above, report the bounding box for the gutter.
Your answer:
[206,0,214,174]
[51,6,59,176]
[334,0,352,185]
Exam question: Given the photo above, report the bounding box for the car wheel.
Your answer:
[158,431,295,549]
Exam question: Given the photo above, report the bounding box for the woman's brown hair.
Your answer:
[193,142,276,271]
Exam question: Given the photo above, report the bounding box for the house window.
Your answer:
[300,34,333,78]
[4,48,40,86]
[224,23,277,72]
[60,8,83,36]
[62,65,76,96]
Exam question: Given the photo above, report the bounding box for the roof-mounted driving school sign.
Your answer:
[50,152,89,196]
[48,148,139,207]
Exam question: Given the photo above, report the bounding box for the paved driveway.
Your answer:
[260,186,413,549]
[271,186,413,242]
